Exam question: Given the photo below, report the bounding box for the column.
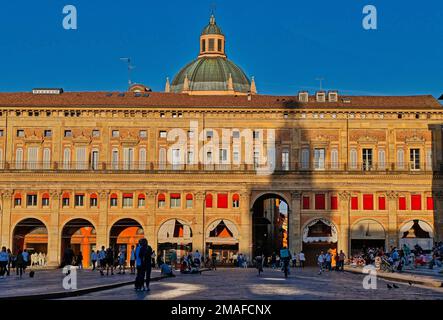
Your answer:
[0,191,12,248]
[289,191,302,254]
[387,191,399,249]
[433,191,443,242]
[239,191,252,259]
[97,190,109,248]
[47,190,61,267]
[338,191,350,256]
[193,191,205,255]
[146,190,157,249]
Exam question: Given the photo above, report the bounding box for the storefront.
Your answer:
[157,219,193,261]
[351,219,386,256]
[302,218,338,266]
[399,219,434,252]
[206,219,239,265]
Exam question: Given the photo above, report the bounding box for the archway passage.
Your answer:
[351,219,386,256]
[399,219,434,252]
[13,218,48,259]
[109,219,144,264]
[157,219,193,263]
[302,218,338,266]
[61,219,96,268]
[206,219,239,265]
[252,193,289,258]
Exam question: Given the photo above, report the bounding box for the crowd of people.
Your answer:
[0,247,32,279]
[349,242,443,272]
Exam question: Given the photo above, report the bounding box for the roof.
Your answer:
[201,14,223,35]
[171,57,251,93]
[0,92,440,110]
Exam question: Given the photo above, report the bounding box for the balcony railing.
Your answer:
[0,161,438,174]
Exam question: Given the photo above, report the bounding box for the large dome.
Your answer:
[171,57,251,93]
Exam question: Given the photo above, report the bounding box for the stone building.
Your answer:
[0,14,442,266]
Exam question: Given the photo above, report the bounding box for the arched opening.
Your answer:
[109,218,144,263]
[61,218,96,268]
[157,219,192,263]
[302,218,338,266]
[351,219,386,256]
[206,219,239,265]
[13,218,48,261]
[399,219,434,252]
[252,193,289,257]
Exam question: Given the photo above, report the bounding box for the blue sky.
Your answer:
[0,0,442,98]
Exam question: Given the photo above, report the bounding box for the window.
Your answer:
[282,150,289,170]
[208,38,215,51]
[123,194,133,208]
[138,194,146,208]
[158,194,166,208]
[112,130,120,138]
[427,197,434,210]
[75,194,84,207]
[411,195,421,210]
[302,196,310,210]
[206,130,213,139]
[62,194,70,207]
[14,194,22,207]
[15,148,23,169]
[378,149,385,170]
[17,130,25,137]
[217,39,222,52]
[253,131,260,139]
[398,197,406,210]
[43,148,51,169]
[378,196,386,210]
[362,148,373,171]
[92,130,100,138]
[205,194,213,208]
[90,194,98,207]
[314,148,325,170]
[91,150,99,170]
[112,149,119,170]
[315,194,326,210]
[159,148,166,169]
[397,149,405,169]
[138,148,146,170]
[363,194,374,210]
[217,194,228,208]
[186,194,193,208]
[410,149,420,170]
[76,147,87,170]
[42,194,50,207]
[202,39,206,51]
[159,131,167,138]
[331,149,339,169]
[232,131,240,139]
[350,148,357,170]
[233,146,240,163]
[27,147,38,169]
[110,194,118,207]
[330,196,338,210]
[64,130,72,138]
[170,193,181,208]
[232,194,240,208]
[27,194,37,207]
[139,130,147,138]
[123,148,134,170]
[351,196,358,210]
[63,148,71,169]
[220,149,228,163]
[187,130,195,139]
[44,130,52,138]
[301,149,309,169]
[426,149,432,170]
[0,130,3,137]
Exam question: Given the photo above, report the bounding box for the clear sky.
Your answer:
[0,0,442,98]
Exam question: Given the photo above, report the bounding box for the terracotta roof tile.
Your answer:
[0,92,440,110]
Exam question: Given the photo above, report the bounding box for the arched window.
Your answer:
[139,148,146,170]
[43,148,51,169]
[63,148,71,169]
[158,193,166,208]
[397,149,404,169]
[15,148,23,169]
[232,194,240,208]
[205,194,213,208]
[378,149,386,170]
[331,148,338,170]
[350,148,357,170]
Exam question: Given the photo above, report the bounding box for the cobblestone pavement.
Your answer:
[61,267,443,300]
[0,267,160,298]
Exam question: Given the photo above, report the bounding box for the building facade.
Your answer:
[1,15,443,267]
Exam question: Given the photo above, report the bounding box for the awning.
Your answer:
[170,193,181,199]
[303,218,338,243]
[138,193,145,199]
[90,193,98,199]
[158,194,165,201]
[62,192,70,199]
[41,193,50,199]
[186,194,193,200]
[123,193,133,198]
[232,194,240,201]
[110,193,118,199]
[158,219,192,243]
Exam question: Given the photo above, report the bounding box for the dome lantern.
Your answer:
[199,14,226,58]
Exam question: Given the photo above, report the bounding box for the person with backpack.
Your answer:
[135,238,153,291]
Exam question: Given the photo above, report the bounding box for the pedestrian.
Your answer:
[334,252,340,271]
[0,247,8,278]
[271,252,277,269]
[76,251,83,269]
[134,238,153,291]
[255,254,264,276]
[98,246,106,276]
[62,246,74,272]
[105,247,114,276]
[22,249,29,273]
[299,251,305,268]
[151,250,156,268]
[170,250,177,270]
[193,250,201,268]
[130,245,136,274]
[339,250,346,271]
[91,250,97,271]
[15,250,25,278]
[6,249,12,276]
[118,247,126,274]
[325,251,332,271]
[292,251,297,268]
[317,251,325,275]
[211,251,217,270]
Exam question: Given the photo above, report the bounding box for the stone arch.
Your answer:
[109,218,145,262]
[399,219,434,251]
[156,218,193,261]
[61,218,97,268]
[250,191,291,210]
[12,217,49,256]
[350,218,387,255]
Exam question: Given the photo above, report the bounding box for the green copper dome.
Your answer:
[201,14,223,35]
[170,57,251,93]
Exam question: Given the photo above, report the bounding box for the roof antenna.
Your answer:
[315,77,324,91]
[120,57,135,91]
[211,2,217,16]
